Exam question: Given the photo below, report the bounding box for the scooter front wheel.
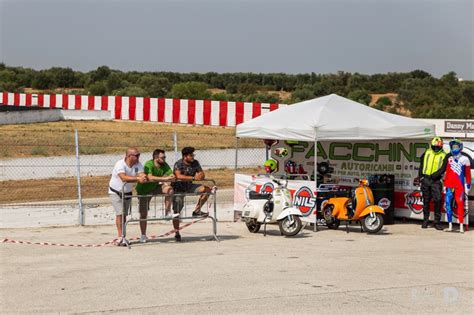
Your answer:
[245,219,261,233]
[361,213,384,233]
[279,215,302,237]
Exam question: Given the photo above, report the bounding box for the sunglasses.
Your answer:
[157,156,166,159]
[129,153,140,158]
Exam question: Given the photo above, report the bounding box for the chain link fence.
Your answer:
[0,128,265,227]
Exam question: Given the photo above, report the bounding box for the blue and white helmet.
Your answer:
[449,139,463,155]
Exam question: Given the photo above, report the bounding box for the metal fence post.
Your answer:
[235,137,239,170]
[74,129,85,225]
[174,131,179,161]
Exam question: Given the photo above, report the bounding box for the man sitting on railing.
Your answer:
[109,147,147,246]
[172,146,212,219]
[136,149,177,243]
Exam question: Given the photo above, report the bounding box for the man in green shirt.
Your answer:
[136,149,176,243]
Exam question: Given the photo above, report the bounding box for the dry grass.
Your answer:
[369,93,412,116]
[23,87,86,95]
[0,168,260,204]
[0,121,260,158]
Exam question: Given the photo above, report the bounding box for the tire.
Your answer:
[317,162,330,175]
[327,219,340,230]
[278,215,302,237]
[361,213,384,234]
[245,219,261,233]
[322,204,339,230]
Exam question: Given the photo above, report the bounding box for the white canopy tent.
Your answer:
[236,94,436,190]
[237,94,435,141]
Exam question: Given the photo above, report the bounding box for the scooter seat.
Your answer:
[248,191,272,200]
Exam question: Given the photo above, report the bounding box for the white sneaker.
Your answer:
[164,212,180,219]
[139,235,148,243]
[445,223,453,232]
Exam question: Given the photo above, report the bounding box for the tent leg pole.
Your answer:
[314,139,318,232]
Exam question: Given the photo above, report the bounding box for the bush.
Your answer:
[225,83,238,94]
[376,96,392,106]
[113,86,148,97]
[32,72,54,90]
[289,88,314,103]
[87,81,108,96]
[347,90,371,105]
[237,83,259,95]
[168,81,211,99]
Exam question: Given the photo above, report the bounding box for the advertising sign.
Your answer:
[444,120,474,133]
[234,140,470,223]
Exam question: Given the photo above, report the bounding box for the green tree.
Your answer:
[88,81,108,96]
[90,66,111,82]
[51,67,76,87]
[347,74,370,91]
[32,71,54,90]
[210,92,229,101]
[226,83,238,94]
[409,69,432,80]
[461,83,474,103]
[373,96,392,111]
[138,75,171,97]
[168,81,211,99]
[439,71,459,88]
[347,89,371,105]
[237,83,259,95]
[0,70,17,87]
[289,88,314,103]
[74,72,87,88]
[15,69,34,87]
[113,86,147,97]
[106,73,124,92]
[376,96,392,106]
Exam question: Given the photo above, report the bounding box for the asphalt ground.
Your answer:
[0,220,473,314]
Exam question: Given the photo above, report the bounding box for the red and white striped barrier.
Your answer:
[0,92,285,127]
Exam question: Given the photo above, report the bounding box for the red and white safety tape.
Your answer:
[0,238,114,247]
[1,216,207,248]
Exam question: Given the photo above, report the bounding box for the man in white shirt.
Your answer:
[109,147,147,245]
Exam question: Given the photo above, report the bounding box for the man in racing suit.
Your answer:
[433,139,471,233]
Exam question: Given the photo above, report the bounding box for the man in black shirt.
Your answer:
[173,147,212,220]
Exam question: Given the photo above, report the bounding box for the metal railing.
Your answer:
[119,179,219,248]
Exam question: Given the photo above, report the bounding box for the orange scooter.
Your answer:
[321,179,385,233]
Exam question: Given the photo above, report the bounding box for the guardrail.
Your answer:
[119,179,219,248]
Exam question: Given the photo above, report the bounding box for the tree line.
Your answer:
[0,63,472,119]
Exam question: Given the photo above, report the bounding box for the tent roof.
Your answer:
[236,94,435,141]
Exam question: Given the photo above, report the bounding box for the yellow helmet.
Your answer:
[264,159,278,173]
[430,137,443,152]
[431,137,443,147]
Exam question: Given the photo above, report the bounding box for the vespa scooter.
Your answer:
[242,175,303,236]
[322,179,385,233]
